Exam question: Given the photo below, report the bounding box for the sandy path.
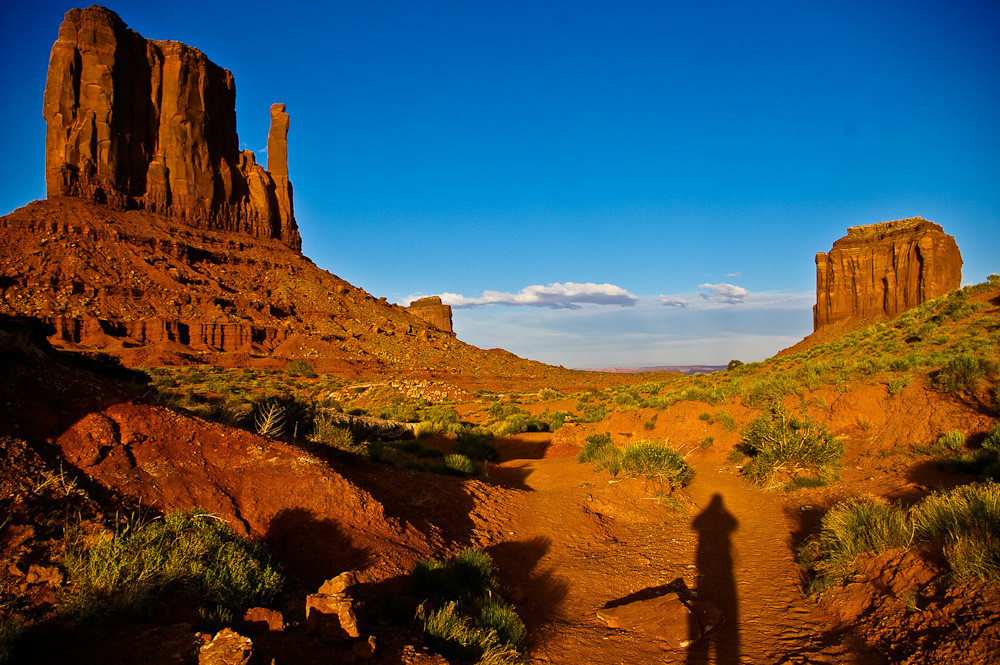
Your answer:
[491,441,866,664]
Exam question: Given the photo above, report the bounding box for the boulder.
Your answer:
[198,628,253,665]
[241,606,284,633]
[814,218,961,330]
[43,6,301,249]
[306,571,363,643]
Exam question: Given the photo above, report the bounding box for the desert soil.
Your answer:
[489,434,863,665]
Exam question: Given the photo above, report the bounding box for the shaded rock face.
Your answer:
[406,296,454,335]
[814,218,962,330]
[43,6,300,250]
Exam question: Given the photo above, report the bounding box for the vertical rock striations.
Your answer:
[43,5,301,250]
[814,218,962,331]
[406,297,454,335]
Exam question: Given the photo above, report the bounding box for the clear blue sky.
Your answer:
[2,1,998,368]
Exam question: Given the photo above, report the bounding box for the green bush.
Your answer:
[802,483,1000,591]
[63,509,284,624]
[310,412,362,452]
[932,355,997,394]
[737,406,843,486]
[443,454,478,476]
[454,429,499,461]
[284,360,317,378]
[412,550,523,664]
[620,442,693,488]
[577,432,621,475]
[937,430,965,452]
[798,496,913,587]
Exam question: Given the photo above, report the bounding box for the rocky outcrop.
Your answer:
[406,296,454,335]
[814,218,962,330]
[43,6,300,249]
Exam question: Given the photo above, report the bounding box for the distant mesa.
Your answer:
[406,296,454,335]
[43,5,300,250]
[814,217,962,331]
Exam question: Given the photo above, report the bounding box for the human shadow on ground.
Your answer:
[687,493,740,665]
[487,536,570,649]
[264,507,370,591]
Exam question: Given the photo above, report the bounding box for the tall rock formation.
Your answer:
[406,297,454,335]
[814,218,962,331]
[42,5,301,250]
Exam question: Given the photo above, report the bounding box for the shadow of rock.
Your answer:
[487,536,569,648]
[264,508,369,590]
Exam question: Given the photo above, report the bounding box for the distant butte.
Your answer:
[43,5,300,249]
[814,217,962,331]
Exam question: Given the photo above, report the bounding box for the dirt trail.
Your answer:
[493,439,869,665]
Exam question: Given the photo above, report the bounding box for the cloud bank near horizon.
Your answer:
[405,280,815,367]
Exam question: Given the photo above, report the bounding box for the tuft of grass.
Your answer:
[736,406,843,486]
[62,509,284,624]
[412,550,524,664]
[937,430,965,452]
[620,441,694,488]
[310,412,361,452]
[932,355,997,394]
[443,454,478,476]
[577,432,621,475]
[801,483,1000,592]
[714,410,737,431]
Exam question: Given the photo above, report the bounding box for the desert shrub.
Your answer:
[542,410,570,431]
[412,550,523,664]
[727,359,745,371]
[442,454,478,476]
[492,414,548,437]
[478,598,526,646]
[577,404,608,423]
[737,406,842,486]
[887,376,911,396]
[620,441,693,488]
[454,429,499,461]
[577,432,621,475]
[377,400,421,423]
[913,483,1000,582]
[250,394,312,438]
[643,414,658,431]
[932,355,997,394]
[63,509,283,624]
[698,412,712,423]
[421,405,461,428]
[714,410,737,431]
[937,430,965,452]
[284,360,317,378]
[310,412,362,452]
[784,475,828,491]
[741,374,795,408]
[799,496,913,586]
[936,449,1000,480]
[537,387,561,401]
[699,435,714,449]
[802,484,1000,591]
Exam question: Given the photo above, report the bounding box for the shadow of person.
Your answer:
[687,493,739,665]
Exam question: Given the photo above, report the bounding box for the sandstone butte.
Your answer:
[813,217,962,331]
[43,5,300,250]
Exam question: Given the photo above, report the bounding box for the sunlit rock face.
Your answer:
[406,296,454,335]
[43,5,300,250]
[814,217,962,330]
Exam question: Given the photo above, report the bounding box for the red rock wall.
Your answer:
[43,6,301,250]
[814,218,962,330]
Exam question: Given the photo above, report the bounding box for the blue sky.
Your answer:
[2,1,998,367]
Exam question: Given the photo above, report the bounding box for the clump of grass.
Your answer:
[714,410,737,431]
[699,435,714,449]
[935,424,1000,480]
[310,412,361,452]
[932,355,997,394]
[578,434,692,488]
[620,442,694,489]
[412,549,524,664]
[62,509,284,624]
[454,429,499,462]
[577,432,621,475]
[801,483,1000,592]
[736,406,843,486]
[937,429,965,452]
[798,496,913,590]
[443,454,478,476]
[785,475,828,492]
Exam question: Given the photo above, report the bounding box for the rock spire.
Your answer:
[43,5,301,249]
[814,218,962,330]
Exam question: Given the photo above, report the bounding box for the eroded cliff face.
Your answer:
[43,5,300,249]
[814,218,962,330]
[406,296,454,335]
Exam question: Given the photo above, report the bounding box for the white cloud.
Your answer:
[698,282,750,303]
[659,295,690,307]
[417,282,640,310]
